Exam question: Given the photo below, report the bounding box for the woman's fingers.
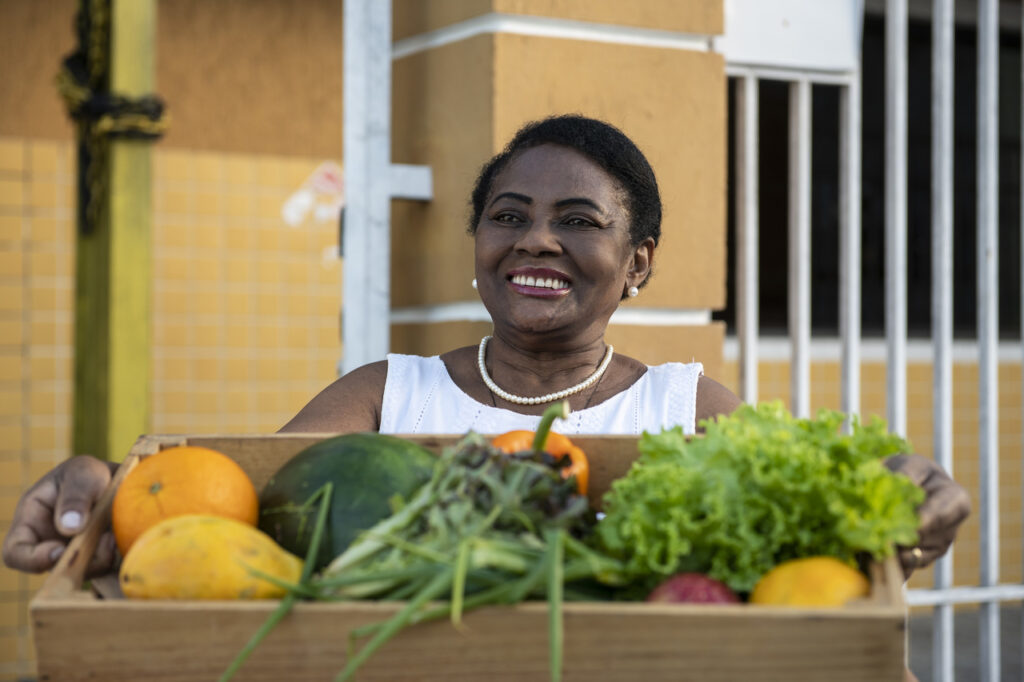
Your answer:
[913,457,970,561]
[52,456,115,535]
[2,473,64,572]
[1,456,115,573]
[2,525,67,573]
[886,453,971,577]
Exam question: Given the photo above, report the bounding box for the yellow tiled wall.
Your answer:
[0,136,74,682]
[719,357,1024,594]
[0,136,343,680]
[150,149,342,435]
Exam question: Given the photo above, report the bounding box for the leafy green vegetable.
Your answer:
[593,402,924,593]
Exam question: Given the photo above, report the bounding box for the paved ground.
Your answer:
[908,604,1022,681]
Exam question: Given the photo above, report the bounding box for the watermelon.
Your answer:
[258,433,437,570]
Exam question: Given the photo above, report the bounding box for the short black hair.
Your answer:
[468,115,662,250]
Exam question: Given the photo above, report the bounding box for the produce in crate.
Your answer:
[258,433,436,570]
[111,445,259,555]
[595,402,924,595]
[492,429,590,494]
[646,573,740,604]
[119,514,302,599]
[749,556,870,607]
[222,402,921,680]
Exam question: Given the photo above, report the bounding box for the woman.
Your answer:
[3,115,968,578]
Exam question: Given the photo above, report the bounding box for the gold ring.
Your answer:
[911,547,924,565]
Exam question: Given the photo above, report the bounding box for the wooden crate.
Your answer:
[31,434,909,682]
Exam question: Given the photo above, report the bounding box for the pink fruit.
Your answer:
[646,573,741,604]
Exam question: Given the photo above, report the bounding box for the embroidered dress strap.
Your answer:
[379,354,447,434]
[640,362,703,434]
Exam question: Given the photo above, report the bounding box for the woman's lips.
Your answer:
[506,269,571,298]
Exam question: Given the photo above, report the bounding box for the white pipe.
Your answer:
[726,65,856,86]
[906,583,1024,607]
[839,77,862,426]
[788,80,812,418]
[735,76,760,405]
[977,1,1001,679]
[342,0,392,375]
[885,0,907,436]
[931,1,955,678]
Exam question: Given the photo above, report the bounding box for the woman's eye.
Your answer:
[563,216,597,228]
[492,212,522,224]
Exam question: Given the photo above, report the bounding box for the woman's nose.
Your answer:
[514,219,562,255]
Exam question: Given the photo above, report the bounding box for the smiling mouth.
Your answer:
[509,274,570,290]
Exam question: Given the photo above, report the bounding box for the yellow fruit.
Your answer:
[749,556,870,607]
[120,514,303,600]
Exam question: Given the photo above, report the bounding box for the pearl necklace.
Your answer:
[477,335,614,406]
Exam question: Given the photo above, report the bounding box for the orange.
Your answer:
[112,446,259,556]
[749,556,870,607]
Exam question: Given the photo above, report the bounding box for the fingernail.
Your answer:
[49,545,65,562]
[60,511,82,530]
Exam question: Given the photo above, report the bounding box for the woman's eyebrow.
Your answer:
[490,191,532,205]
[554,197,603,212]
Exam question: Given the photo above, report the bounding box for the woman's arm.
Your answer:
[278,360,388,433]
[694,375,743,427]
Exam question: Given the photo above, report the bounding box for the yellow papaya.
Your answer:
[119,514,303,599]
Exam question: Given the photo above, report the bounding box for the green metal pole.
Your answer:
[73,0,154,462]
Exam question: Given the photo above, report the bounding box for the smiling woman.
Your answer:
[277,116,736,434]
[2,115,970,582]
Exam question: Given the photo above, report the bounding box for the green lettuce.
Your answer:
[593,402,924,593]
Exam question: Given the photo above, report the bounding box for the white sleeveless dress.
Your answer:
[378,353,703,436]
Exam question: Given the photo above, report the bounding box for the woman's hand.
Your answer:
[884,454,971,578]
[2,455,119,575]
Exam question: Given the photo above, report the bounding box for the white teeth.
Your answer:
[511,274,568,290]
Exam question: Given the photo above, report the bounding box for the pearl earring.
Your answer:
[628,286,639,298]
[472,278,478,290]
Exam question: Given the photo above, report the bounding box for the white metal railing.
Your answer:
[885,0,908,437]
[975,1,1001,678]
[789,78,813,418]
[930,0,955,677]
[727,2,1018,681]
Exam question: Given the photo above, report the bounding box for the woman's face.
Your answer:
[474,143,652,344]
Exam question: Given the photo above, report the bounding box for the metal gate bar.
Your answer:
[789,79,813,418]
[930,0,955,678]
[735,76,759,405]
[976,1,1001,679]
[839,74,862,427]
[885,0,908,437]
